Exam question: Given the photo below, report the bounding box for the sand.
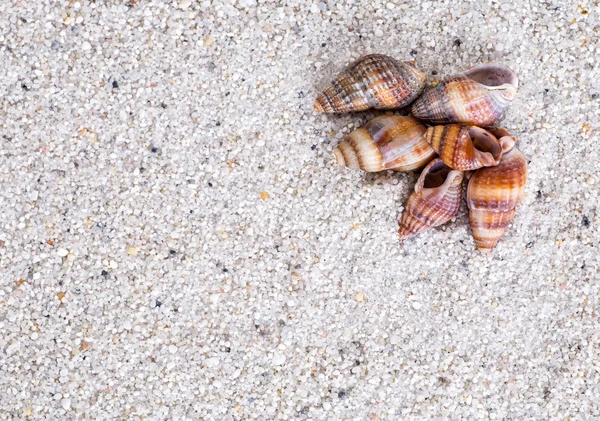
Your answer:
[1,0,599,419]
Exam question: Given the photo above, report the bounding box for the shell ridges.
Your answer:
[467,131,527,252]
[411,63,518,126]
[333,115,436,172]
[398,158,464,239]
[315,54,427,113]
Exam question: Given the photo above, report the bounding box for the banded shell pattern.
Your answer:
[333,115,436,172]
[320,56,527,248]
[411,63,518,126]
[425,124,503,171]
[398,158,464,239]
[467,129,527,253]
[314,54,427,113]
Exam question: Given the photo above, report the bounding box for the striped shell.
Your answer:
[314,54,427,113]
[333,115,436,172]
[467,129,527,253]
[411,63,518,126]
[398,158,464,239]
[424,125,503,171]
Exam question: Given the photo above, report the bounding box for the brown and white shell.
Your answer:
[467,129,527,253]
[314,54,427,113]
[398,158,464,239]
[424,124,503,171]
[333,115,436,172]
[411,63,518,126]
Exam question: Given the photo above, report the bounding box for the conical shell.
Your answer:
[333,115,436,172]
[411,63,518,126]
[424,125,503,171]
[467,130,527,253]
[314,54,427,113]
[398,158,464,239]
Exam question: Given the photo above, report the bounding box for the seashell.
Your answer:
[424,124,503,171]
[314,54,427,113]
[411,63,518,126]
[467,129,527,253]
[333,115,436,172]
[398,158,464,239]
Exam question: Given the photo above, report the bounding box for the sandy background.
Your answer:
[1,0,599,420]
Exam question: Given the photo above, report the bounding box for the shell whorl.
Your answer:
[469,208,517,253]
[424,125,503,171]
[467,133,527,252]
[332,115,436,172]
[314,54,427,113]
[398,158,464,240]
[411,63,518,126]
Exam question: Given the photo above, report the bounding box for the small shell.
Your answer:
[333,115,436,172]
[411,63,518,126]
[398,158,464,239]
[467,129,527,253]
[314,54,427,113]
[424,124,503,171]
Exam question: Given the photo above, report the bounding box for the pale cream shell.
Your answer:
[333,115,436,172]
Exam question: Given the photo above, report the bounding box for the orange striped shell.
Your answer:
[411,63,518,126]
[314,54,427,113]
[467,130,527,253]
[333,115,436,172]
[424,125,503,171]
[398,158,464,239]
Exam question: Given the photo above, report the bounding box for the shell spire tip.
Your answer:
[313,97,325,113]
[332,148,345,166]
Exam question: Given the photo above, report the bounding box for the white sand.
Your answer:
[1,1,599,420]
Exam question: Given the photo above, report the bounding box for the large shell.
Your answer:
[411,63,518,126]
[424,124,503,171]
[467,129,527,253]
[314,54,427,113]
[333,115,436,172]
[398,158,464,239]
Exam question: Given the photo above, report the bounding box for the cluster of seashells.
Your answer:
[315,54,527,253]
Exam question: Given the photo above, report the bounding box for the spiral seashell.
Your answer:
[333,115,436,172]
[424,124,503,171]
[398,158,464,239]
[314,54,427,113]
[467,129,527,253]
[411,63,518,126]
